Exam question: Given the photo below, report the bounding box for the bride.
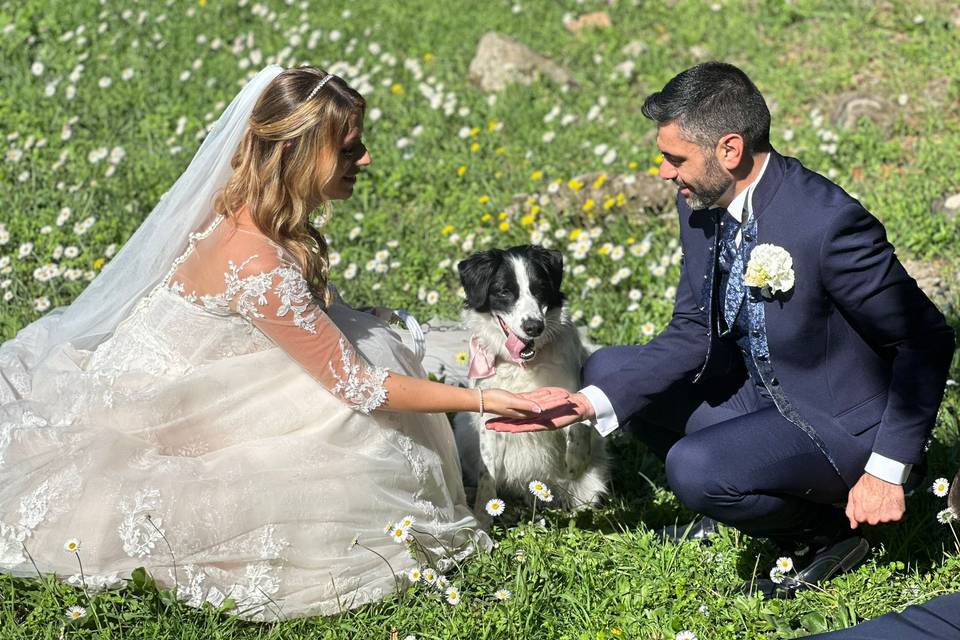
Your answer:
[0,65,559,620]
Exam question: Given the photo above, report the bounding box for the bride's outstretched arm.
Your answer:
[225,249,567,418]
[379,375,566,418]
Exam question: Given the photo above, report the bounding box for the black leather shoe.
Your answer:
[658,516,719,544]
[742,535,869,599]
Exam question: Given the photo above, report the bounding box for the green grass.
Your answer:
[2,0,959,638]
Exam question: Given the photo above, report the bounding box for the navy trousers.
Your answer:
[627,371,852,545]
[803,593,960,639]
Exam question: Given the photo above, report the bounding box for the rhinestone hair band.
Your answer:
[306,74,334,101]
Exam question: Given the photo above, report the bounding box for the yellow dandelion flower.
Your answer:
[592,173,607,189]
[647,166,659,176]
[530,169,543,181]
[494,146,506,155]
[616,193,627,206]
[627,237,636,244]
[498,211,508,221]
[567,178,584,191]
[441,224,455,236]
[611,629,623,637]
[455,351,469,365]
[481,213,492,222]
[598,245,611,255]
[487,119,500,131]
[423,52,434,62]
[603,197,616,210]
[654,153,664,164]
[582,198,595,212]
[521,214,536,226]
[93,257,105,269]
[628,161,638,170]
[525,196,535,205]
[470,142,480,153]
[469,127,480,137]
[198,0,207,6]
[569,228,582,240]
[479,195,490,204]
[530,205,540,215]
[456,165,467,177]
[498,221,510,232]
[390,83,405,96]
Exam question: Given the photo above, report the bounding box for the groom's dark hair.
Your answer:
[642,61,771,154]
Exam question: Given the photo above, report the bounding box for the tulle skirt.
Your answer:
[0,295,488,620]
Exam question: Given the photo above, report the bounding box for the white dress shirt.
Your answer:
[579,153,911,485]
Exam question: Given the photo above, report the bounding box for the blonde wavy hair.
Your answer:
[214,66,365,306]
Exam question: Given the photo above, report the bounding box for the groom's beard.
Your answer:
[678,153,733,210]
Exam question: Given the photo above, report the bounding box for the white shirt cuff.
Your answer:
[579,385,619,437]
[864,452,912,485]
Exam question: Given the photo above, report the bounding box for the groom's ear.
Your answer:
[458,250,503,310]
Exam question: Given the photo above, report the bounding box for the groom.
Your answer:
[489,62,956,597]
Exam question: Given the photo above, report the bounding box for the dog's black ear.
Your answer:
[457,249,503,310]
[528,246,564,293]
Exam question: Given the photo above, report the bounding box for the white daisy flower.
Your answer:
[937,508,956,524]
[421,567,437,584]
[31,61,45,76]
[514,549,526,563]
[65,605,86,620]
[425,290,439,305]
[485,498,506,516]
[641,322,656,336]
[436,575,450,590]
[445,585,461,605]
[63,538,81,553]
[98,76,112,89]
[932,478,950,498]
[407,567,422,582]
[528,480,548,496]
[775,556,794,573]
[675,632,698,640]
[398,515,416,530]
[33,296,51,312]
[389,526,409,543]
[769,567,785,584]
[494,588,511,601]
[539,489,554,503]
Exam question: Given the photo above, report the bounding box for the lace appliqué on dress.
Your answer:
[329,337,389,414]
[117,488,166,558]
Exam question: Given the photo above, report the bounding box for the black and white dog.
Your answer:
[453,245,609,517]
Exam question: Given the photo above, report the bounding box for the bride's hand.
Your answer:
[481,389,547,419]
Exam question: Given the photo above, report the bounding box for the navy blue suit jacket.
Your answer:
[583,150,955,484]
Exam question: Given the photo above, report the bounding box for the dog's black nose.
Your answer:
[521,318,544,337]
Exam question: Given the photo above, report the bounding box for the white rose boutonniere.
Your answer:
[744,244,795,298]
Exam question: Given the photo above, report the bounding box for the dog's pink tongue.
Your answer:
[505,330,527,361]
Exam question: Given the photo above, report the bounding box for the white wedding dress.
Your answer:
[0,212,487,620]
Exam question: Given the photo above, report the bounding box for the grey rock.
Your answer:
[931,192,960,221]
[468,32,576,92]
[621,40,649,57]
[831,92,895,131]
[902,258,956,314]
[504,171,675,226]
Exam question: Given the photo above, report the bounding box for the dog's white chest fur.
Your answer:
[453,312,609,515]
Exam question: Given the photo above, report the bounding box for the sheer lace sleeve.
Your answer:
[234,254,388,414]
[168,220,389,414]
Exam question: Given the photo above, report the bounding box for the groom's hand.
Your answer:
[845,472,906,529]
[485,392,595,433]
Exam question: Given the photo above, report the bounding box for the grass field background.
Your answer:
[1,0,959,638]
